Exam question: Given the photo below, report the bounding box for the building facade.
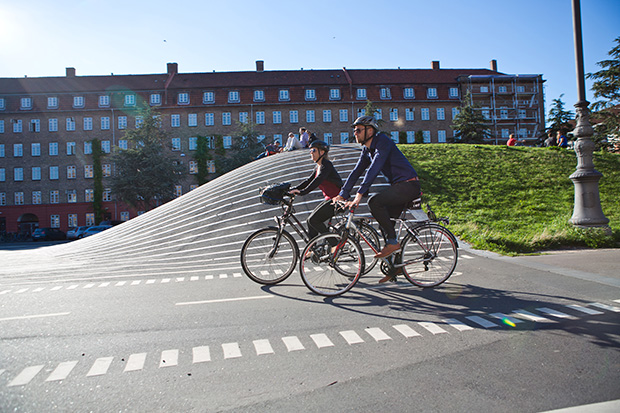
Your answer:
[0,61,545,234]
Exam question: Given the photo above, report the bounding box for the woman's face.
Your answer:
[310,147,322,162]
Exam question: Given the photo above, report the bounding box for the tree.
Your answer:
[587,36,620,145]
[91,138,105,223]
[193,136,212,186]
[110,105,183,211]
[451,90,489,143]
[363,99,385,130]
[547,94,574,137]
[217,121,264,175]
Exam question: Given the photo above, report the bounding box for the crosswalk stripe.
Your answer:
[590,302,620,313]
[444,319,474,331]
[461,254,475,259]
[219,274,228,279]
[233,273,242,278]
[565,304,603,315]
[159,350,179,367]
[465,316,498,328]
[253,339,274,355]
[489,313,524,325]
[311,333,334,348]
[340,330,364,344]
[205,275,214,280]
[260,271,269,276]
[146,279,156,284]
[0,290,11,295]
[176,277,185,282]
[86,357,114,377]
[46,360,78,381]
[274,269,283,275]
[124,353,147,372]
[282,336,305,351]
[513,309,554,323]
[51,286,62,291]
[393,324,421,338]
[67,285,79,290]
[99,282,111,287]
[161,279,170,283]
[537,307,577,320]
[15,288,29,294]
[192,346,211,363]
[131,280,141,286]
[83,283,95,289]
[190,276,199,281]
[222,343,242,359]
[33,287,45,292]
[419,322,447,335]
[365,327,391,341]
[8,365,44,387]
[115,281,126,286]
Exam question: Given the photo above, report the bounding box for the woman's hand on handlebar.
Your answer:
[289,189,300,196]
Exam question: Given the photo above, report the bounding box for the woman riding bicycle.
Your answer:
[288,140,343,243]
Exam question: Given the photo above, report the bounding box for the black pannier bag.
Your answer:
[259,182,291,205]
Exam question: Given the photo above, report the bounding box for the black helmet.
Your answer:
[351,115,379,130]
[309,140,329,152]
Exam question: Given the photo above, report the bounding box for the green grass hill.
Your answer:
[398,144,619,255]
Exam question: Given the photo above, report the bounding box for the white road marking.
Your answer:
[393,324,421,338]
[465,316,498,328]
[253,339,274,355]
[99,282,111,287]
[32,287,45,292]
[419,322,447,335]
[590,302,620,313]
[222,343,242,359]
[190,276,199,281]
[8,365,44,387]
[444,319,475,331]
[192,346,211,363]
[311,333,334,348]
[46,360,78,382]
[15,288,29,294]
[365,327,391,341]
[146,279,156,284]
[537,307,577,320]
[513,309,554,323]
[115,281,126,286]
[51,286,62,291]
[340,330,364,344]
[83,283,95,289]
[87,357,114,377]
[131,280,141,286]
[67,285,79,290]
[159,350,179,367]
[124,353,147,372]
[489,313,524,325]
[176,295,273,306]
[282,336,305,351]
[0,312,70,322]
[219,274,228,279]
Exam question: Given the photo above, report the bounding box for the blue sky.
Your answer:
[1,0,618,122]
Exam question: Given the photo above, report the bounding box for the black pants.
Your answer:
[368,180,421,243]
[307,199,337,240]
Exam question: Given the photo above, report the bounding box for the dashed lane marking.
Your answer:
[86,357,114,377]
[7,365,44,387]
[310,333,335,348]
[159,350,179,368]
[124,353,147,372]
[192,346,211,363]
[175,295,274,306]
[444,318,475,331]
[393,324,421,338]
[46,360,78,382]
[222,343,242,359]
[253,339,274,355]
[340,330,364,344]
[465,316,498,329]
[282,336,305,351]
[0,312,70,322]
[419,322,447,335]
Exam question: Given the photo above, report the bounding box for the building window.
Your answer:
[49,118,58,132]
[0,144,3,157]
[124,94,136,107]
[67,142,76,155]
[323,110,332,123]
[32,191,42,205]
[482,109,490,120]
[356,88,366,100]
[518,109,527,119]
[0,98,4,110]
[438,130,447,143]
[14,167,24,181]
[83,117,93,131]
[28,119,40,132]
[13,119,23,133]
[306,110,315,123]
[340,132,349,144]
[150,94,161,106]
[279,89,289,101]
[66,117,76,131]
[31,143,41,157]
[498,86,508,93]
[0,192,5,205]
[228,91,240,103]
[449,87,459,98]
[380,87,391,100]
[0,120,3,133]
[189,137,197,151]
[119,140,128,150]
[172,137,181,151]
[254,90,265,102]
[46,96,58,109]
[67,190,77,203]
[405,108,414,121]
[50,215,60,228]
[518,86,527,93]
[15,192,25,206]
[480,86,489,93]
[49,166,59,180]
[188,113,198,127]
[49,142,59,156]
[437,108,445,120]
[207,160,216,174]
[50,190,59,204]
[203,91,215,104]
[73,96,84,108]
[67,165,77,179]
[452,107,460,119]
[101,140,111,153]
[118,116,127,129]
[0,168,4,182]
[85,165,94,178]
[305,89,316,101]
[501,129,510,138]
[323,133,333,145]
[189,161,198,174]
[223,136,232,148]
[255,111,265,124]
[273,111,282,124]
[101,116,110,130]
[84,141,92,154]
[289,110,299,124]
[390,131,399,143]
[85,213,95,226]
[134,116,143,128]
[222,112,232,126]
[178,92,190,105]
[500,108,508,119]
[174,185,182,198]
[375,109,382,120]
[205,113,214,126]
[423,130,431,143]
[427,88,438,99]
[404,88,415,99]
[273,134,283,145]
[21,98,32,110]
[120,211,129,221]
[421,108,430,121]
[406,131,415,143]
[390,108,398,122]
[239,112,249,124]
[171,114,181,128]
[68,214,78,227]
[102,164,111,177]
[13,143,23,157]
[85,189,94,202]
[99,95,110,107]
[339,109,348,122]
[330,89,341,100]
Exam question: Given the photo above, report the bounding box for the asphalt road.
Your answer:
[0,242,619,412]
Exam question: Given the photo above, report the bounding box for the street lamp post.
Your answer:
[568,0,609,228]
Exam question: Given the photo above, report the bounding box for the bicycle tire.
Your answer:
[240,228,298,285]
[299,233,364,296]
[399,223,458,288]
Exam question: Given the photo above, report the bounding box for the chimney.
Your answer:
[431,61,440,70]
[256,60,264,72]
[167,62,178,75]
[490,59,498,72]
[66,67,76,77]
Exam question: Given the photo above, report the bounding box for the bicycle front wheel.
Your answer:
[300,233,364,296]
[240,228,298,285]
[399,223,458,288]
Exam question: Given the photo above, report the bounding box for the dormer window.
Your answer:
[178,92,190,105]
[20,97,32,110]
[203,91,215,104]
[279,89,289,101]
[305,89,316,101]
[150,93,161,106]
[124,94,136,107]
[73,96,84,108]
[48,97,59,109]
[99,95,110,107]
[329,89,341,100]
[254,90,265,102]
[228,91,240,103]
[427,88,438,99]
[380,87,391,100]
[403,88,415,99]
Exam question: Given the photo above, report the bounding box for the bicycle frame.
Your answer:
[268,196,310,258]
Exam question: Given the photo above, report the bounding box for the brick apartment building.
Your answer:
[0,60,545,235]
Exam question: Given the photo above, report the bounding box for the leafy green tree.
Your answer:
[587,36,620,147]
[451,90,489,143]
[415,130,424,144]
[547,94,574,137]
[193,136,212,185]
[363,99,385,130]
[217,121,264,175]
[110,105,182,211]
[91,138,105,223]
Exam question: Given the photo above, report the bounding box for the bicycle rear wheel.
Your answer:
[399,223,458,287]
[300,233,363,296]
[240,228,298,285]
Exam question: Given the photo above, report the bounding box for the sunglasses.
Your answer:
[353,128,365,134]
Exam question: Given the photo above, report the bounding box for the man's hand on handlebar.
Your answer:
[288,189,300,196]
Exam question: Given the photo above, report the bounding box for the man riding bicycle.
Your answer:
[333,116,421,275]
